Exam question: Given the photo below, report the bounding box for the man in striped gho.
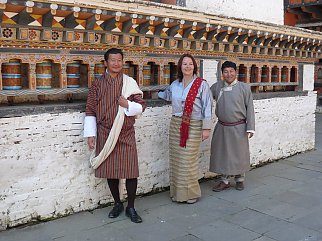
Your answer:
[84,48,146,223]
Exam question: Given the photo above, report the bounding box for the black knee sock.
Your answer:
[107,179,121,204]
[126,178,137,208]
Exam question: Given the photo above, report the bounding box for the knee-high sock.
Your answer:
[107,179,121,204]
[126,178,137,208]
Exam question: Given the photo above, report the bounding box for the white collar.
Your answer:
[224,79,238,87]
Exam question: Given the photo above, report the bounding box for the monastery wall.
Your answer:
[185,0,284,25]
[0,90,316,229]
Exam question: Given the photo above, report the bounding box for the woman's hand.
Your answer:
[202,129,210,141]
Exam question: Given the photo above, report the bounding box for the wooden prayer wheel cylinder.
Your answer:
[271,67,279,82]
[238,66,247,82]
[163,65,170,84]
[123,63,130,76]
[281,67,288,82]
[153,65,159,85]
[170,65,177,82]
[250,67,258,83]
[143,65,151,86]
[94,63,105,78]
[2,60,22,90]
[36,61,52,89]
[67,61,80,88]
[261,66,269,82]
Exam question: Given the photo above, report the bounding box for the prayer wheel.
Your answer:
[94,63,105,78]
[271,67,279,82]
[153,65,159,85]
[143,65,151,86]
[261,66,269,82]
[1,60,22,90]
[250,67,257,83]
[123,63,130,76]
[281,67,288,82]
[36,61,52,89]
[67,61,80,88]
[170,65,177,82]
[164,64,170,84]
[238,66,247,82]
[129,65,136,79]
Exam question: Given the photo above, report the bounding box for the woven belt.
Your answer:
[218,119,246,126]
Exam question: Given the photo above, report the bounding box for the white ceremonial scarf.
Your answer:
[217,79,238,102]
[89,74,143,169]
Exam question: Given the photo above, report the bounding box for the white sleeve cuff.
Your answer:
[247,130,255,134]
[84,116,97,137]
[124,101,143,116]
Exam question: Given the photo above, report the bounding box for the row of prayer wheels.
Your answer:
[142,64,175,86]
[0,60,106,90]
[1,60,176,90]
[238,65,296,83]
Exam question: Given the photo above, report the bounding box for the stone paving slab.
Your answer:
[0,113,321,241]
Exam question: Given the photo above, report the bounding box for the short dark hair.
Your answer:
[104,48,123,61]
[221,61,237,72]
[177,53,198,82]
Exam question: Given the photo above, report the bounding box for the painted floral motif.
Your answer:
[29,30,37,40]
[52,31,60,41]
[2,28,13,38]
[95,33,99,42]
[74,32,81,41]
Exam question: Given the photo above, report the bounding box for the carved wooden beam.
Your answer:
[42,10,54,28]
[64,12,78,29]
[193,27,207,39]
[101,18,117,31]
[86,15,97,30]
[215,29,228,42]
[167,24,180,37]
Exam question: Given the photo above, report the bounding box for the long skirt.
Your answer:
[169,116,202,202]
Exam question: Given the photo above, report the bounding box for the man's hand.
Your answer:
[87,137,96,150]
[118,96,129,109]
[247,132,254,139]
[202,129,210,141]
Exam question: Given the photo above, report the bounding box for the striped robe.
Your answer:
[85,72,146,178]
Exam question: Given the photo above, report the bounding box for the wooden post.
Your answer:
[0,62,2,90]
[88,64,95,88]
[60,63,67,88]
[138,64,143,86]
[28,63,37,90]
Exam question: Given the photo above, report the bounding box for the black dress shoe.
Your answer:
[108,202,124,218]
[126,207,142,223]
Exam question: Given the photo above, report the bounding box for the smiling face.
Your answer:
[105,53,123,75]
[222,67,237,85]
[181,56,194,78]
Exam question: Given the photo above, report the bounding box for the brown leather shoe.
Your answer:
[212,181,230,192]
[235,182,244,191]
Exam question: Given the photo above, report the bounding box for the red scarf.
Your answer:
[180,77,204,148]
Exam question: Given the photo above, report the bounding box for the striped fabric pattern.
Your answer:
[85,72,145,178]
[169,116,202,202]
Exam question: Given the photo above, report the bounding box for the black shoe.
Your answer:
[108,202,124,218]
[235,182,245,191]
[126,207,142,223]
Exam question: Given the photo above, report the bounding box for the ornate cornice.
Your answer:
[0,0,321,59]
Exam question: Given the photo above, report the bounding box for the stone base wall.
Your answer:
[0,92,317,229]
